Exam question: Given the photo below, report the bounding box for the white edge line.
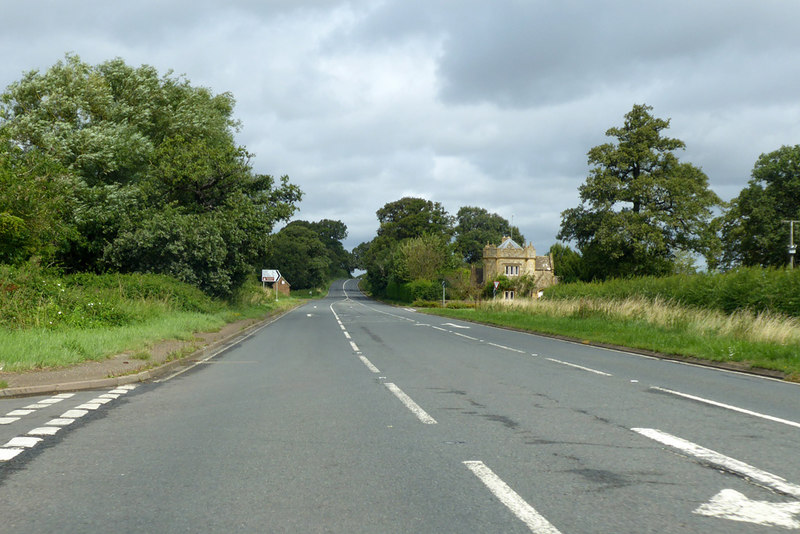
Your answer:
[632,427,800,498]
[651,386,800,429]
[463,461,562,534]
[384,383,437,424]
[545,358,612,377]
[358,355,380,373]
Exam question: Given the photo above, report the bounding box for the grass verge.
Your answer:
[0,264,302,374]
[422,297,800,380]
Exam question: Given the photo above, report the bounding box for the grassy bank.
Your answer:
[0,264,300,373]
[423,297,800,380]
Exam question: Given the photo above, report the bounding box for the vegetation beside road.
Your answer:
[0,263,300,374]
[421,293,800,380]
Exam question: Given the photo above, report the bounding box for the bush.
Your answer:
[543,267,800,316]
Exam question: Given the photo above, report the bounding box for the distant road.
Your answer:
[1,279,799,532]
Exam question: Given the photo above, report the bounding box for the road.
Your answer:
[1,278,799,532]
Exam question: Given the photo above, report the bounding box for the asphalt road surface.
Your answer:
[2,279,799,532]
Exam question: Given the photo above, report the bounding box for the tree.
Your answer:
[264,225,330,290]
[453,206,524,264]
[392,234,450,282]
[558,104,721,279]
[376,197,454,241]
[720,145,800,268]
[0,55,302,295]
[548,242,583,283]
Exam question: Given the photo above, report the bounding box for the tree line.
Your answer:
[0,55,351,295]
[358,104,799,295]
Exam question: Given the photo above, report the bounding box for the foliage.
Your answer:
[543,266,800,317]
[392,234,451,282]
[453,206,524,264]
[286,219,352,279]
[0,54,301,296]
[548,242,583,283]
[0,262,219,330]
[720,145,800,269]
[264,224,330,290]
[376,197,454,241]
[558,104,721,279]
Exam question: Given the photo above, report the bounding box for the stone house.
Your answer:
[482,237,557,298]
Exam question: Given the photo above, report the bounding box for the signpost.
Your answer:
[493,280,500,299]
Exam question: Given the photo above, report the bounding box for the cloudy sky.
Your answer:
[2,1,799,252]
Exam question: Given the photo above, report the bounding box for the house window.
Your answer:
[504,265,519,276]
[504,290,515,300]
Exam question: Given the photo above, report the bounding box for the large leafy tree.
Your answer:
[376,197,454,241]
[0,54,301,295]
[264,224,330,290]
[558,104,721,279]
[453,206,524,264]
[720,145,800,268]
[285,219,352,279]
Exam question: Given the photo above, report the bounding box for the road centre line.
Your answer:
[384,383,437,424]
[487,342,527,354]
[358,355,380,373]
[343,331,351,339]
[632,427,800,498]
[349,341,361,353]
[452,332,479,341]
[651,386,800,429]
[463,461,562,534]
[545,358,613,377]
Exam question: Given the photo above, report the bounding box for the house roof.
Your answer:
[497,237,522,249]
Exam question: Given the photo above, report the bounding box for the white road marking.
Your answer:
[98,393,120,399]
[0,448,24,461]
[0,417,20,425]
[632,428,800,498]
[384,383,437,424]
[452,332,479,341]
[53,393,75,398]
[60,409,88,419]
[37,398,65,404]
[545,358,612,377]
[464,461,562,534]
[487,342,526,354]
[4,436,42,448]
[108,388,130,394]
[75,403,102,410]
[89,397,113,404]
[651,386,800,429]
[432,326,448,332]
[6,409,34,416]
[46,418,75,426]
[358,355,381,373]
[694,488,800,529]
[343,331,352,339]
[28,427,61,436]
[24,403,50,409]
[442,323,470,329]
[349,341,361,352]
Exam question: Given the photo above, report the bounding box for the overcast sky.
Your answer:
[2,1,799,252]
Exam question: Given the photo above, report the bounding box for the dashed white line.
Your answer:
[45,418,75,426]
[464,461,562,534]
[0,448,23,461]
[632,427,800,499]
[384,383,437,424]
[358,355,381,373]
[452,332,479,341]
[545,358,612,377]
[349,341,361,353]
[4,436,42,448]
[432,326,448,332]
[60,409,88,419]
[0,417,20,425]
[651,386,800,429]
[487,342,526,354]
[6,409,34,416]
[28,427,60,436]
[343,331,352,339]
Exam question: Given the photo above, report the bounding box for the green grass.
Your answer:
[0,264,302,373]
[423,298,800,380]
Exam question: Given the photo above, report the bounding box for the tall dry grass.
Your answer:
[484,296,800,347]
